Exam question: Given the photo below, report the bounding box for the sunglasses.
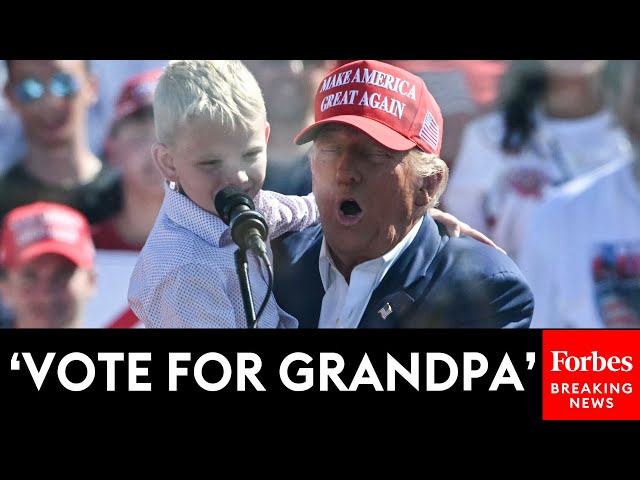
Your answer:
[13,72,81,104]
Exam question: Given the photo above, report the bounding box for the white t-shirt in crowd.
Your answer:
[443,109,632,260]
[518,159,640,328]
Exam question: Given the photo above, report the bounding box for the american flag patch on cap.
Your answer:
[419,111,440,152]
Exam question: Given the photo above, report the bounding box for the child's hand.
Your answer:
[428,208,507,255]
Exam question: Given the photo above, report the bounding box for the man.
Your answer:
[0,60,170,174]
[272,60,534,328]
[0,202,97,328]
[0,60,122,224]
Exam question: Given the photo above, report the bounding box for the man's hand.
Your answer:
[428,208,507,255]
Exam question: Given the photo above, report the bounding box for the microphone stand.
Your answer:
[234,248,257,328]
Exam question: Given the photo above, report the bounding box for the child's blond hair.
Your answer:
[154,60,266,144]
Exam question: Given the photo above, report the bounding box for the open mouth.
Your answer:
[337,199,363,226]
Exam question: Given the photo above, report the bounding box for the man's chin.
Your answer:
[326,231,370,259]
[325,223,360,242]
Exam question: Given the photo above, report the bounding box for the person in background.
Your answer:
[86,69,165,329]
[88,60,169,158]
[519,60,640,328]
[0,202,97,328]
[243,60,334,196]
[92,68,165,250]
[444,60,632,259]
[0,60,122,225]
[0,60,122,327]
[0,60,170,174]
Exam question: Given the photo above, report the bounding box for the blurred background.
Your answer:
[1,59,638,329]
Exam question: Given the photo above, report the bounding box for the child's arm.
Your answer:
[255,190,319,240]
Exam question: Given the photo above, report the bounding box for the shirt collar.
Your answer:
[162,181,232,248]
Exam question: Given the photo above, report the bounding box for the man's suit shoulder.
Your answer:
[435,227,524,280]
[421,222,533,327]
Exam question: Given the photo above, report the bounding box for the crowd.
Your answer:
[0,59,636,329]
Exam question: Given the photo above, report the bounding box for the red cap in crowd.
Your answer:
[113,68,164,124]
[295,59,444,156]
[0,202,95,269]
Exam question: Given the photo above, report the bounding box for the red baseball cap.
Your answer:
[295,60,444,156]
[0,202,95,269]
[112,68,164,124]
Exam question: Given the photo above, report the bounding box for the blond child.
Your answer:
[128,60,319,328]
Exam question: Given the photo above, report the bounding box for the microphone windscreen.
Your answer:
[214,186,256,225]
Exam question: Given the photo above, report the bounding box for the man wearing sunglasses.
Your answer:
[0,60,123,328]
[0,60,122,226]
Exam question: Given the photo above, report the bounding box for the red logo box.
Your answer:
[542,330,640,420]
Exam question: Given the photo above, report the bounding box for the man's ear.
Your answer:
[415,173,443,207]
[152,143,178,182]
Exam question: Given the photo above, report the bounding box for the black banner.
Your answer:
[2,329,636,434]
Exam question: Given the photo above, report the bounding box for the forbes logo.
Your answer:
[550,350,633,372]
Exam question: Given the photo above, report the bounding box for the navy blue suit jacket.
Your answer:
[271,215,534,328]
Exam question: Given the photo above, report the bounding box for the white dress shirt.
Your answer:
[128,183,318,328]
[318,217,423,328]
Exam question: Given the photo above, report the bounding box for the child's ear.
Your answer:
[152,143,178,182]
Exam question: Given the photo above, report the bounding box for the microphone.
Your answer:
[214,186,269,256]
